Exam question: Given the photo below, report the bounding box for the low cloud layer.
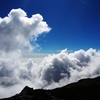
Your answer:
[0,48,100,98]
[0,9,100,98]
[39,48,100,88]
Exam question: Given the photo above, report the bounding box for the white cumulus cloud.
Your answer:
[0,8,51,52]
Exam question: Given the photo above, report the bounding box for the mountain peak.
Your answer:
[20,86,34,95]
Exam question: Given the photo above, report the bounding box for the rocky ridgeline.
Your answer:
[1,76,100,100]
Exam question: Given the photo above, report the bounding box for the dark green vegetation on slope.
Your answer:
[1,76,100,100]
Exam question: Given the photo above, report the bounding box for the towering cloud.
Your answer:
[0,8,51,98]
[0,8,51,52]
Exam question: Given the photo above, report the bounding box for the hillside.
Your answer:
[1,76,100,100]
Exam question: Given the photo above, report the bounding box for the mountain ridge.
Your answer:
[1,76,100,100]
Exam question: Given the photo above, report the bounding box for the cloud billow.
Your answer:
[39,48,100,86]
[0,8,51,52]
[0,48,100,98]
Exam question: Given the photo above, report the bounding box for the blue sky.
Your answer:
[0,0,100,53]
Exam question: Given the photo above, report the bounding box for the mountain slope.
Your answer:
[1,76,100,100]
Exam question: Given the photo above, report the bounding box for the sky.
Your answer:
[0,0,100,99]
[0,0,100,53]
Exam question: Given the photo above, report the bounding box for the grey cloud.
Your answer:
[39,48,100,86]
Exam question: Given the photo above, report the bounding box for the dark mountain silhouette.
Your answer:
[1,76,100,100]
